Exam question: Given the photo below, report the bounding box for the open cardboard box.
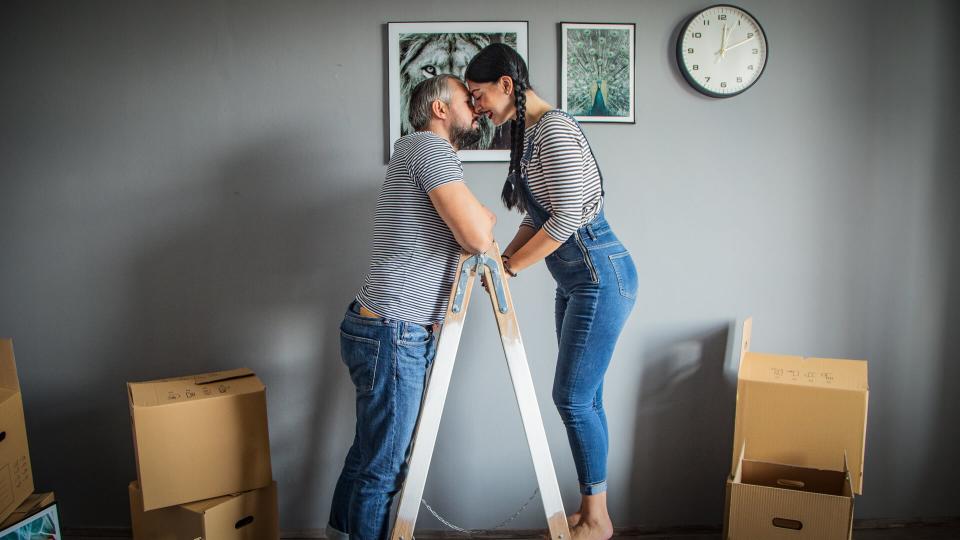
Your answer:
[724,319,868,540]
[129,480,278,540]
[0,340,34,523]
[128,368,273,510]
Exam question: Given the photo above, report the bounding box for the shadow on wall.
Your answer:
[34,132,377,527]
[927,0,960,517]
[627,322,738,527]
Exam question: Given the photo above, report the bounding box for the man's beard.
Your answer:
[450,120,482,150]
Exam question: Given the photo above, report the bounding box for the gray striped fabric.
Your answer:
[355,131,465,325]
[520,111,604,241]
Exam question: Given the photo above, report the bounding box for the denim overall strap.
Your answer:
[518,118,551,229]
[517,109,607,230]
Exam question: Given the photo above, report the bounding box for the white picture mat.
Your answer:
[0,502,62,538]
[560,22,636,123]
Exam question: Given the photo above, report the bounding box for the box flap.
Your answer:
[731,321,869,495]
[193,368,255,385]
[0,339,21,393]
[739,317,753,364]
[179,491,240,513]
[128,368,264,407]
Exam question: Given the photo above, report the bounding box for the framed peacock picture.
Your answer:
[560,23,636,123]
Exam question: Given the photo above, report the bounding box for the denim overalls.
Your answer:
[519,109,638,495]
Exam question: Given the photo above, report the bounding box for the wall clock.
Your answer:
[677,4,768,97]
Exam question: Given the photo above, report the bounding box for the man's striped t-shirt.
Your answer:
[520,110,604,241]
[355,131,464,325]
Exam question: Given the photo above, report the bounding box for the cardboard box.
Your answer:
[0,339,34,523]
[0,491,54,529]
[724,318,868,540]
[726,443,855,539]
[128,368,273,510]
[129,481,279,540]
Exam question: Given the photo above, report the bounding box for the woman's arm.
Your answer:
[502,227,562,274]
[502,224,537,258]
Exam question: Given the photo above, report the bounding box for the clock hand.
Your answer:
[716,24,726,63]
[716,23,734,62]
[724,35,757,52]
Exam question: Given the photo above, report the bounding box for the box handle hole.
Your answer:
[0,431,6,443]
[776,478,805,489]
[235,515,255,529]
[772,518,803,530]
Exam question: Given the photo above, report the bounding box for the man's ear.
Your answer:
[431,99,448,120]
[499,75,514,96]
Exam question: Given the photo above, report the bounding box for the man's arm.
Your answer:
[429,182,496,254]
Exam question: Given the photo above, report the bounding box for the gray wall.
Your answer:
[1,0,957,531]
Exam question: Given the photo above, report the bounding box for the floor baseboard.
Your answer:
[63,517,960,539]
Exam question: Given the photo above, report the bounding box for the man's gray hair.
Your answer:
[408,74,460,131]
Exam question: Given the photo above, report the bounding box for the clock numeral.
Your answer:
[718,14,727,20]
[692,64,699,71]
[704,19,711,26]
[687,48,695,54]
[693,32,702,38]
[752,48,759,54]
[720,82,728,88]
[736,76,743,83]
[705,76,711,82]
[738,19,742,25]
[747,32,754,38]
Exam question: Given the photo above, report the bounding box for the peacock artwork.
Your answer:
[561,23,635,123]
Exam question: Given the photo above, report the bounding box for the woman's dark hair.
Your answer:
[465,43,530,212]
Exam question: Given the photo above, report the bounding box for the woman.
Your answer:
[465,44,637,540]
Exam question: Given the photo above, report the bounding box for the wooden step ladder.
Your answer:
[390,242,570,540]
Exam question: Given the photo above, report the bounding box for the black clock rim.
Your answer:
[675,3,770,99]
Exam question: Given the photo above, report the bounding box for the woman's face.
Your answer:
[466,78,515,127]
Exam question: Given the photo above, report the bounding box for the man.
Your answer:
[326,74,496,540]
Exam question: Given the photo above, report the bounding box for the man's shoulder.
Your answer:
[394,130,453,155]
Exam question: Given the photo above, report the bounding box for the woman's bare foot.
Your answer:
[570,517,614,540]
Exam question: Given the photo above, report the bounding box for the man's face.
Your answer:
[446,81,482,149]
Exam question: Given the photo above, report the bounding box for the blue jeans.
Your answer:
[545,219,637,495]
[327,301,436,540]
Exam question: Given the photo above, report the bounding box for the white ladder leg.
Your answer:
[481,259,571,540]
[389,244,571,540]
[390,252,476,540]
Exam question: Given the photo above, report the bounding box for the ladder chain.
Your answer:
[419,487,541,532]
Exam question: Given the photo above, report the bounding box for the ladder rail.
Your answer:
[390,244,571,540]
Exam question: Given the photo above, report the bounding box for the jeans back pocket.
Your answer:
[340,330,381,393]
[608,251,638,300]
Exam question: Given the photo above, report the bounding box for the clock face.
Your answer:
[677,4,768,97]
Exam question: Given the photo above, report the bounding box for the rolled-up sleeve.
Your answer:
[535,119,586,242]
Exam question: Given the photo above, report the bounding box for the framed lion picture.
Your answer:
[387,21,529,162]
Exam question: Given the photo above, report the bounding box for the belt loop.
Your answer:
[586,223,597,241]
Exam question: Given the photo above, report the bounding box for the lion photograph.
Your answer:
[398,32,519,151]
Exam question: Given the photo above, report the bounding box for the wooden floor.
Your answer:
[64,520,960,539]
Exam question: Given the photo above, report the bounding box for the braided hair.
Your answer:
[465,43,531,212]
